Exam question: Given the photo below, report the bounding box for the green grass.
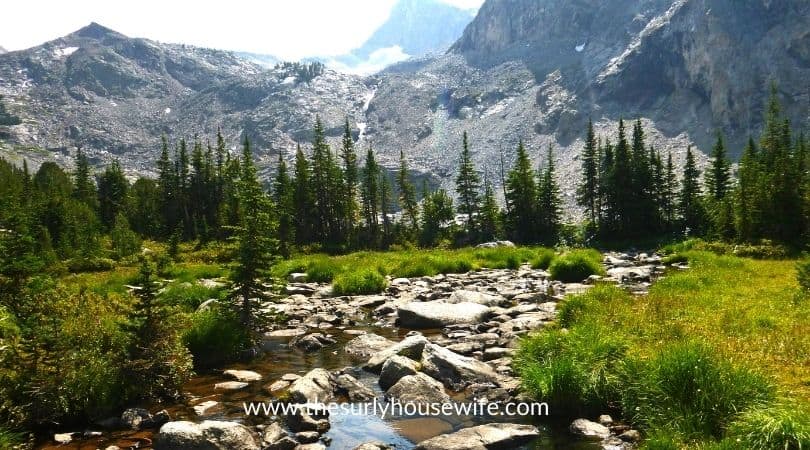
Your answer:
[517,250,810,447]
[159,281,227,311]
[548,249,604,282]
[0,427,23,448]
[530,248,557,270]
[332,269,388,295]
[182,307,249,368]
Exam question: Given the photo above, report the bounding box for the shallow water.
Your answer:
[38,311,600,450]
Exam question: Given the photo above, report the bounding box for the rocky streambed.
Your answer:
[40,251,672,450]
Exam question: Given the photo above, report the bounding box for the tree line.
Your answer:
[576,86,807,246]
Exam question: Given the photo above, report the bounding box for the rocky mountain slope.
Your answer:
[0,1,808,213]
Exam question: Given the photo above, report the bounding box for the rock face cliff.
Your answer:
[0,1,808,213]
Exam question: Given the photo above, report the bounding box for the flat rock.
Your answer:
[569,418,610,439]
[335,373,376,401]
[446,290,505,306]
[224,369,262,382]
[265,328,307,338]
[193,400,220,416]
[386,372,450,405]
[214,381,249,390]
[353,441,392,450]
[265,380,291,394]
[397,301,491,329]
[345,333,396,359]
[153,420,259,450]
[420,343,498,390]
[414,423,540,450]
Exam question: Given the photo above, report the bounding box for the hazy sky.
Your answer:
[2,0,483,59]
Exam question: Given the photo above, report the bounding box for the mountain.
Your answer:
[0,46,6,55]
[329,0,477,74]
[1,1,809,213]
[0,23,372,177]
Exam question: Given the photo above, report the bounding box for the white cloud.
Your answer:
[0,0,483,59]
[326,45,411,75]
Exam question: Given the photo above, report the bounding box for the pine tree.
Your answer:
[662,151,678,230]
[274,154,294,258]
[504,141,537,243]
[361,147,381,246]
[577,119,599,224]
[478,176,501,242]
[598,139,616,232]
[679,146,704,235]
[340,119,359,247]
[705,132,731,201]
[379,172,393,248]
[230,137,278,327]
[455,132,481,235]
[420,183,454,247]
[157,137,179,235]
[397,150,419,234]
[536,145,562,243]
[612,120,633,234]
[73,147,97,210]
[97,160,129,230]
[293,144,314,245]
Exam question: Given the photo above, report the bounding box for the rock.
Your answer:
[54,432,74,445]
[262,422,296,450]
[475,240,516,248]
[193,400,220,416]
[224,369,262,382]
[285,285,316,296]
[598,414,613,426]
[121,408,152,430]
[483,347,514,361]
[196,299,220,312]
[268,437,298,450]
[420,343,498,390]
[295,431,321,443]
[397,301,491,329]
[335,373,376,401]
[414,423,539,450]
[286,405,330,433]
[265,379,292,394]
[446,290,505,306]
[281,373,302,382]
[379,355,419,390]
[365,334,429,372]
[214,381,249,390]
[386,373,450,405]
[151,410,171,428]
[391,278,411,286]
[352,295,388,308]
[296,444,326,450]
[265,328,308,338]
[153,420,260,450]
[569,418,610,440]
[353,441,391,450]
[291,333,336,352]
[288,368,335,404]
[288,272,308,282]
[345,333,395,359]
[618,429,641,442]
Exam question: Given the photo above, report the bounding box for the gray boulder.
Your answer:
[153,420,259,450]
[446,290,505,306]
[365,334,429,372]
[569,418,611,439]
[288,368,335,404]
[291,333,336,352]
[386,373,450,405]
[420,343,498,390]
[353,441,391,450]
[335,373,376,401]
[397,301,491,329]
[379,355,419,390]
[414,423,539,450]
[344,333,395,359]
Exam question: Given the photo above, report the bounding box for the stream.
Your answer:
[37,251,666,450]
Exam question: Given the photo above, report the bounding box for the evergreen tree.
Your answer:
[536,145,562,243]
[73,147,97,210]
[157,137,179,235]
[705,132,731,201]
[679,146,704,235]
[612,120,633,234]
[273,154,294,258]
[455,132,481,235]
[293,144,314,245]
[340,119,359,247]
[128,177,161,238]
[379,172,393,248]
[478,176,501,242]
[577,119,599,224]
[420,183,454,247]
[230,137,278,327]
[97,160,129,230]
[661,151,678,230]
[504,141,537,243]
[361,147,380,246]
[397,150,419,234]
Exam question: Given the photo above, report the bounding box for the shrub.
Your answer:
[549,249,604,282]
[621,342,773,438]
[332,269,387,296]
[182,307,249,368]
[728,402,810,450]
[0,428,23,448]
[160,282,225,311]
[66,257,115,273]
[531,248,557,270]
[393,255,437,278]
[515,325,627,416]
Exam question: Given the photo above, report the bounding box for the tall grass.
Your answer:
[182,307,249,368]
[548,249,604,282]
[728,402,810,449]
[332,269,388,296]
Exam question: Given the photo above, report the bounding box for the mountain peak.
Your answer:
[69,22,126,41]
